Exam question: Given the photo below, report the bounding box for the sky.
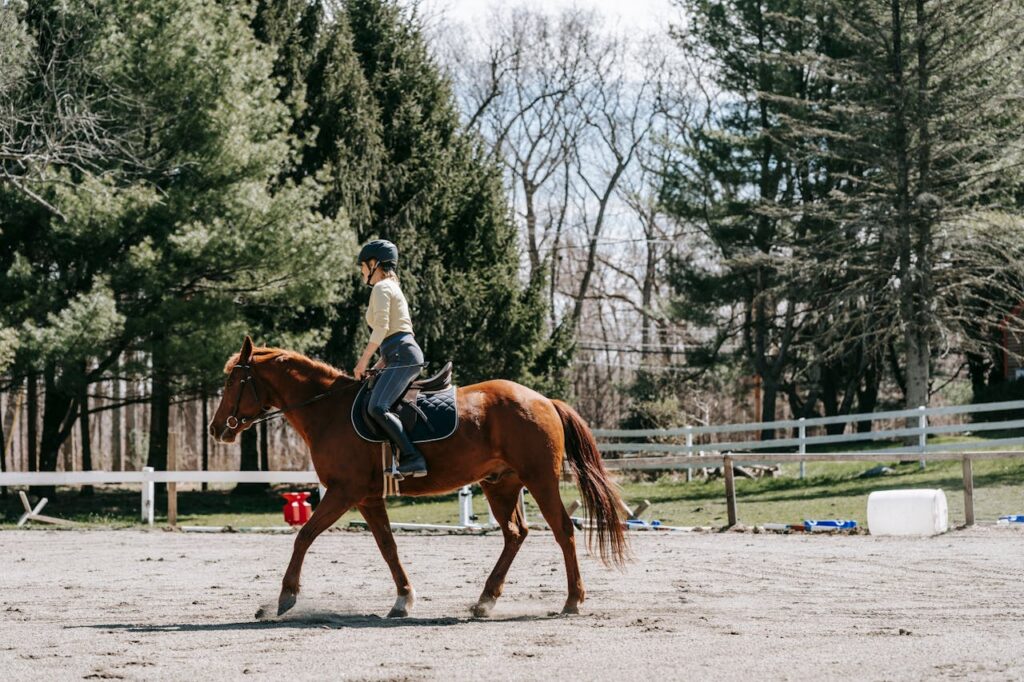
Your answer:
[416,0,678,35]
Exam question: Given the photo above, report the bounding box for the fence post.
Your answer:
[685,427,693,482]
[961,455,975,527]
[141,466,154,525]
[918,406,927,470]
[459,485,473,526]
[723,454,737,527]
[798,417,806,479]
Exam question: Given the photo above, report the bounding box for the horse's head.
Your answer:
[208,335,271,443]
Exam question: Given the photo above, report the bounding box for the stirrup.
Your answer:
[386,446,405,482]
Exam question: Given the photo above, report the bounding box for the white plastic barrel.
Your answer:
[867,489,948,536]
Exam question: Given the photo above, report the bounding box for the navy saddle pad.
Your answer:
[351,383,458,444]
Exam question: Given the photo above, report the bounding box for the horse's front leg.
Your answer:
[358,498,416,618]
[275,486,353,616]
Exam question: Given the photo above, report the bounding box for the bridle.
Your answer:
[222,362,359,431]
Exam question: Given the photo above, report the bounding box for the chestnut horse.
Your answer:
[209,336,628,618]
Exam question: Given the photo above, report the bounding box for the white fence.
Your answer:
[592,399,1024,476]
[0,467,492,529]
[3,399,1022,527]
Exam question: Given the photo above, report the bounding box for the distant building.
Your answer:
[1002,303,1024,380]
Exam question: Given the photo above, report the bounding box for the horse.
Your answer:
[208,336,628,619]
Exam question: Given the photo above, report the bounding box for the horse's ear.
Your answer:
[240,335,254,363]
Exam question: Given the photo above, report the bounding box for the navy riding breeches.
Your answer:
[368,332,424,421]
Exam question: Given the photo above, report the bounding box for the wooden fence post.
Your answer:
[723,454,737,527]
[918,406,927,470]
[167,423,177,527]
[685,427,693,482]
[961,455,974,527]
[798,417,806,479]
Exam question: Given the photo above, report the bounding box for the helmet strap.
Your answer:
[365,261,380,286]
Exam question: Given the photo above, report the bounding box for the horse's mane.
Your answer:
[223,346,355,383]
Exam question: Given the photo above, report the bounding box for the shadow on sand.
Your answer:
[69,610,569,633]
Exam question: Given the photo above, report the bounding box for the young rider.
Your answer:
[353,239,428,478]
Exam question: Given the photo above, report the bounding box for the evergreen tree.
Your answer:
[0,0,351,493]
[332,0,552,387]
[802,0,1024,410]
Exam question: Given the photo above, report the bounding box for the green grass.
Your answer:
[3,436,1023,530]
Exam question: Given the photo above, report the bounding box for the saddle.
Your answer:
[351,361,458,444]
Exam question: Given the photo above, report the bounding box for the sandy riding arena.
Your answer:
[2,527,1023,681]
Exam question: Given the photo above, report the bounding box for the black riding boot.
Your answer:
[375,411,428,477]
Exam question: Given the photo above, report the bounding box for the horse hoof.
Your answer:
[277,591,297,616]
[470,601,493,618]
[387,607,408,618]
[560,604,580,615]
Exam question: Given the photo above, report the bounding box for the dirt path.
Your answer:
[2,527,1023,680]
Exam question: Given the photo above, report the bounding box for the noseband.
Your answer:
[224,363,267,430]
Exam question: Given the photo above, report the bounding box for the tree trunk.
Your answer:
[147,344,171,493]
[907,0,933,416]
[27,372,38,473]
[35,363,78,499]
[126,355,138,469]
[641,216,656,357]
[0,391,6,498]
[201,395,210,492]
[856,352,881,432]
[760,374,779,441]
[112,356,123,471]
[523,179,540,277]
[79,363,94,497]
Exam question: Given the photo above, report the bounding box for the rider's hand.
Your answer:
[354,360,368,380]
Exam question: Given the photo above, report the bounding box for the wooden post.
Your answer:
[685,427,693,482]
[961,455,974,527]
[618,497,634,519]
[167,449,177,527]
[918,405,927,470]
[723,454,737,527]
[166,411,178,527]
[798,417,806,479]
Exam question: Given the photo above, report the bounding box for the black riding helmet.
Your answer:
[358,239,398,286]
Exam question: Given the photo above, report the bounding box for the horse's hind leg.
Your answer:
[276,486,353,617]
[519,471,585,614]
[472,477,529,618]
[358,498,416,618]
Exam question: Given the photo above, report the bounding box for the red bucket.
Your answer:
[281,492,312,526]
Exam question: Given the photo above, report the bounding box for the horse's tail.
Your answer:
[551,399,630,568]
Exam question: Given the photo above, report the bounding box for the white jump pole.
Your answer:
[458,485,473,526]
[140,466,155,525]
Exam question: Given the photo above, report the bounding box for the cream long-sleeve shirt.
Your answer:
[365,277,414,345]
